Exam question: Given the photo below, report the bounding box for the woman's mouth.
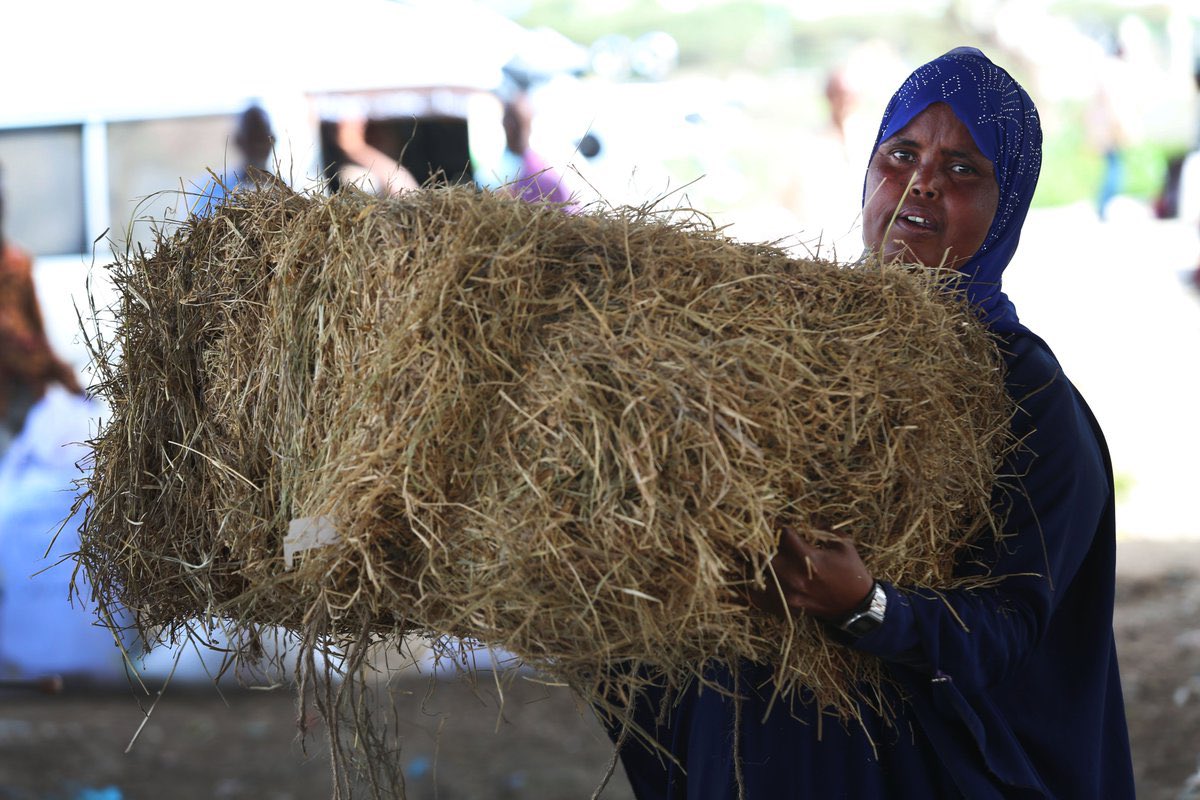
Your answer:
[895,213,938,233]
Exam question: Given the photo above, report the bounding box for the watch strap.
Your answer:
[836,581,887,637]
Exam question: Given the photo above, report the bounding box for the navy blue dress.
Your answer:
[610,330,1136,799]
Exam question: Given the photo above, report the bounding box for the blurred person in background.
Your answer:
[783,65,872,257]
[1086,33,1139,222]
[608,48,1134,799]
[480,89,576,207]
[1189,61,1200,291]
[0,164,83,460]
[0,163,118,680]
[191,104,279,216]
[784,42,906,258]
[1174,57,1200,290]
[334,115,420,197]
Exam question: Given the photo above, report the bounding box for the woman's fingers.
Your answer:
[777,525,812,561]
[752,526,874,621]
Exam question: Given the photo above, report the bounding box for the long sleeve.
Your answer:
[852,331,1108,690]
[611,331,1133,800]
[851,330,1133,798]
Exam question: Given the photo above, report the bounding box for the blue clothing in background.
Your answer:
[190,167,272,218]
[190,168,244,217]
[0,388,126,680]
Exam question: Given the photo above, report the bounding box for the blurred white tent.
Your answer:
[0,0,585,259]
[2,0,530,126]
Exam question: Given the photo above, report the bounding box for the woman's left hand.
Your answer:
[749,526,875,622]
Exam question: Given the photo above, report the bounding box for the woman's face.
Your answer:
[862,102,999,269]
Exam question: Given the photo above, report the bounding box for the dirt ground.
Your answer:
[1113,541,1200,800]
[1,541,1197,800]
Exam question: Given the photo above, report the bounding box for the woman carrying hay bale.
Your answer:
[609,48,1136,800]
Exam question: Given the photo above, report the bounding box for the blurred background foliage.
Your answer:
[488,0,1196,220]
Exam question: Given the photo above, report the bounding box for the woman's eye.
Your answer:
[891,150,915,162]
[951,163,978,175]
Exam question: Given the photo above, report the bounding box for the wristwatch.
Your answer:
[837,581,888,638]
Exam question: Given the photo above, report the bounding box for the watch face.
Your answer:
[844,614,881,637]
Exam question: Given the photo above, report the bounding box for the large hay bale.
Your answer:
[462,254,1011,711]
[78,183,1011,723]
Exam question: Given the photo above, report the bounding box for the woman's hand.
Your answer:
[749,526,875,622]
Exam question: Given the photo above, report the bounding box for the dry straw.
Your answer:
[76,182,1012,793]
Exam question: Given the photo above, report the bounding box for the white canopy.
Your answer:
[4,0,531,125]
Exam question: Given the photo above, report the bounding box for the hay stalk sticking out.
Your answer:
[78,183,1011,742]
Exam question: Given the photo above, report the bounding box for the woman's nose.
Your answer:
[910,167,940,199]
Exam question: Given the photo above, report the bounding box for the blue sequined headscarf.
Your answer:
[865,47,1042,333]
